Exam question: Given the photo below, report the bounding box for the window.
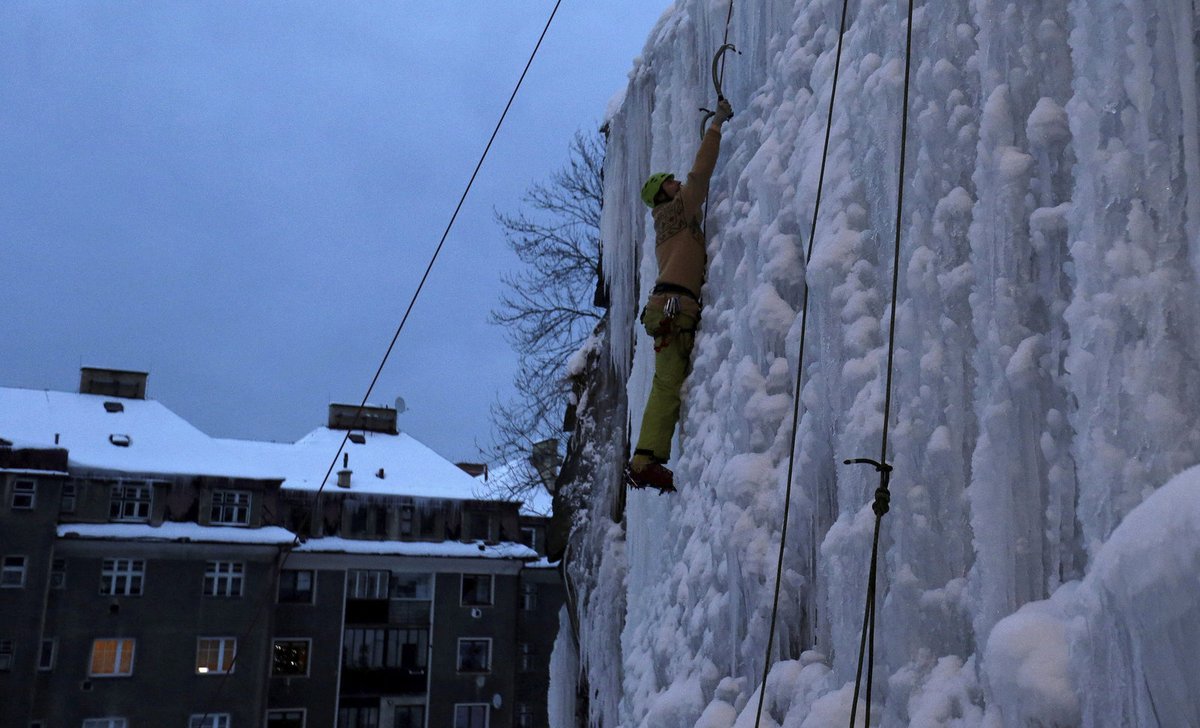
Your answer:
[337,706,379,728]
[39,638,56,670]
[399,505,415,537]
[279,569,314,603]
[342,628,427,670]
[50,558,66,589]
[272,639,310,676]
[109,483,152,522]
[204,561,244,597]
[82,719,128,728]
[521,525,544,553]
[454,704,489,728]
[516,704,535,728]
[519,642,535,672]
[11,479,36,509]
[100,559,144,596]
[61,482,78,513]
[465,512,493,541]
[195,637,237,674]
[457,638,491,673]
[0,640,13,670]
[389,573,431,600]
[349,504,387,536]
[521,582,538,611]
[266,709,306,728]
[348,569,388,600]
[1,556,27,588]
[460,574,493,606]
[419,508,437,536]
[393,706,424,728]
[188,714,231,728]
[210,490,250,525]
[89,638,135,677]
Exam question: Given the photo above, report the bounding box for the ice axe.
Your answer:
[699,43,740,138]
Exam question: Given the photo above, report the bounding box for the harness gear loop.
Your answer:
[664,295,681,319]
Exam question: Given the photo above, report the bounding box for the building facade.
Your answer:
[0,368,564,728]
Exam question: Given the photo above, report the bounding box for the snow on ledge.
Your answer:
[57,522,297,545]
[1,468,69,477]
[294,536,539,560]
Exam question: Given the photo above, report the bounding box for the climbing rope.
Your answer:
[195,1,564,722]
[844,0,916,725]
[752,0,852,724]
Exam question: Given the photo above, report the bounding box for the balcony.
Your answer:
[340,667,427,695]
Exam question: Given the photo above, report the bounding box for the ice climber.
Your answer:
[627,97,733,492]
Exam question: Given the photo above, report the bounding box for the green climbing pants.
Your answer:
[634,303,698,463]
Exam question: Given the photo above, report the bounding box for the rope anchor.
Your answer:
[699,43,741,139]
[843,457,892,516]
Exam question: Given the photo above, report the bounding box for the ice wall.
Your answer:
[567,0,1200,726]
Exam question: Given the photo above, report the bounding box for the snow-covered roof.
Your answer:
[218,427,485,500]
[58,522,297,545]
[295,537,538,560]
[0,387,281,480]
[0,386,492,502]
[484,457,554,517]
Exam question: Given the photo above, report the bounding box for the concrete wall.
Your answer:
[0,471,64,726]
[428,568,519,728]
[33,540,282,727]
[269,567,346,726]
[517,566,567,728]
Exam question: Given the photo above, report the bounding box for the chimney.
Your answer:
[79,367,148,399]
[456,462,489,479]
[327,403,398,435]
[530,439,561,491]
[337,452,352,488]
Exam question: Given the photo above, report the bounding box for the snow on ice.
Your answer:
[559,0,1200,726]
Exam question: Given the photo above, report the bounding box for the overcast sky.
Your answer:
[0,1,668,463]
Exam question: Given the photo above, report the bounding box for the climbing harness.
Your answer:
[193,1,565,723]
[751,0,852,724]
[843,0,917,725]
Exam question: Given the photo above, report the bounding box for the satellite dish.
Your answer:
[394,397,407,414]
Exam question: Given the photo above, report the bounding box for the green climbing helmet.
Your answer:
[641,172,674,208]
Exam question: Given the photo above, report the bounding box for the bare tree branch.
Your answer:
[481,130,605,498]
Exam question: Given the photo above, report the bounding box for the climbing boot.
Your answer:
[626,461,676,494]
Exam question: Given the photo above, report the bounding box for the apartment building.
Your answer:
[0,368,564,728]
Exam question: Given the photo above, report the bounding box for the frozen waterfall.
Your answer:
[557,1,1200,726]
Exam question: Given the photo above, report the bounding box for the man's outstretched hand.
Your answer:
[714,98,734,124]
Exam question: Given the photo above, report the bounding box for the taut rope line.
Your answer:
[752,0,853,724]
[195,1,565,722]
[845,0,917,725]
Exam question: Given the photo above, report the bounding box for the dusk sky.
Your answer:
[0,1,668,463]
